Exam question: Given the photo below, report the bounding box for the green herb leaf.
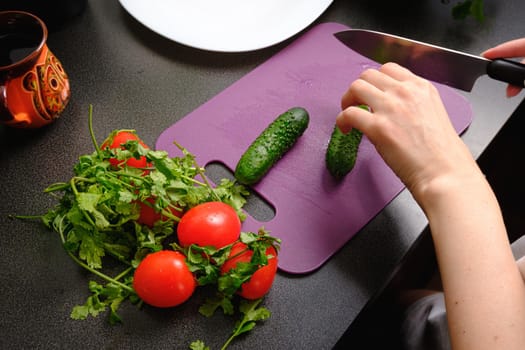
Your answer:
[218,262,257,296]
[182,243,233,286]
[198,295,235,317]
[70,280,130,324]
[23,107,251,324]
[216,228,281,297]
[470,0,485,21]
[452,0,485,22]
[220,299,271,350]
[189,340,211,350]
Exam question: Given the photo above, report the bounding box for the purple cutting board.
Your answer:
[156,22,473,274]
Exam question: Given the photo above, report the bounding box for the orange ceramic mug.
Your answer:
[0,11,70,128]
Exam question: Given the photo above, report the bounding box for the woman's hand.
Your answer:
[339,62,525,350]
[482,38,525,97]
[336,62,479,207]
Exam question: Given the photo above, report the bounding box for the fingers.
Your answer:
[336,105,372,134]
[341,78,381,110]
[338,62,426,136]
[482,40,525,98]
[379,62,415,81]
[339,63,406,133]
[341,63,412,110]
[507,84,522,98]
[482,38,525,59]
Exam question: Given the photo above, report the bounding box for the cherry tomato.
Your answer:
[177,202,241,249]
[101,131,150,169]
[220,242,278,300]
[136,197,183,227]
[133,250,196,308]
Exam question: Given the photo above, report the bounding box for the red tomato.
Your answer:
[136,197,183,227]
[133,250,196,308]
[101,131,150,169]
[177,202,241,249]
[220,242,278,300]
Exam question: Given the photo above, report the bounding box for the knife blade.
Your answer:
[334,29,525,92]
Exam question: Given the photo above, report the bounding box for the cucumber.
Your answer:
[325,105,367,180]
[234,107,310,185]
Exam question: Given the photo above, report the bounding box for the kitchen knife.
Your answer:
[334,29,525,92]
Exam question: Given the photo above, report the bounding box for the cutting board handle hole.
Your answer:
[205,161,276,222]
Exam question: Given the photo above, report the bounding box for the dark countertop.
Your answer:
[1,1,523,349]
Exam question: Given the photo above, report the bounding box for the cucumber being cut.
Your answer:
[325,105,367,180]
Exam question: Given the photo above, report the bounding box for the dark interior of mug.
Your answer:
[0,0,87,30]
[0,12,44,68]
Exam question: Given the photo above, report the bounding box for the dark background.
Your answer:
[1,0,524,349]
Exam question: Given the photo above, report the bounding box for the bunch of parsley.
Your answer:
[27,106,250,323]
[182,228,280,350]
[18,107,282,349]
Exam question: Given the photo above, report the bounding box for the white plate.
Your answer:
[118,0,334,52]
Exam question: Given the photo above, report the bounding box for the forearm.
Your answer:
[335,60,525,348]
[416,168,525,350]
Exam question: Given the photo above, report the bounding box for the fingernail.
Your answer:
[335,114,351,134]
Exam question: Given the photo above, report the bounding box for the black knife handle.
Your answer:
[487,58,525,87]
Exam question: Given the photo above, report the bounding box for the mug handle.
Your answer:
[0,84,31,126]
[0,85,13,122]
